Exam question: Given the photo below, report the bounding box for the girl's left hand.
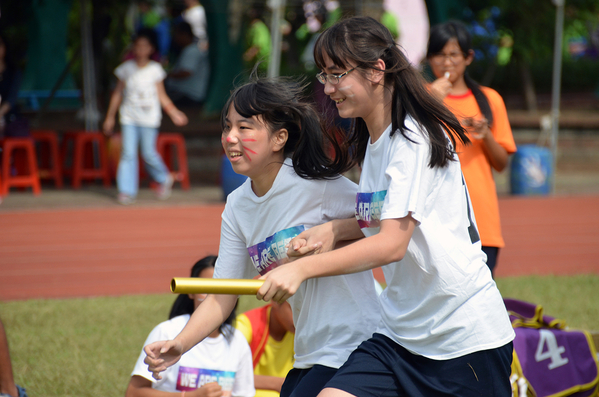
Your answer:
[463,117,490,140]
[170,109,189,126]
[257,262,305,303]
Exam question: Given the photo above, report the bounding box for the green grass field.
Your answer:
[1,274,598,397]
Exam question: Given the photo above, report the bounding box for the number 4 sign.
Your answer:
[505,298,599,397]
[535,329,569,370]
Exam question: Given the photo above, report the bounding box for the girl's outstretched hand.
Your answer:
[143,339,184,380]
[257,262,306,304]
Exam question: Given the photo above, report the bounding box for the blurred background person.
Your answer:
[181,0,208,50]
[165,21,209,108]
[103,28,188,205]
[243,5,271,71]
[427,21,517,276]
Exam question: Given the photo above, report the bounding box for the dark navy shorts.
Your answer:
[280,364,338,397]
[482,246,500,276]
[324,333,513,397]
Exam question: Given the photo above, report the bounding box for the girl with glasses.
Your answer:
[427,21,517,276]
[143,77,381,397]
[257,16,515,396]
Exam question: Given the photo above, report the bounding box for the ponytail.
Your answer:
[464,74,493,127]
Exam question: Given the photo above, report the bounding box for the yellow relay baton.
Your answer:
[171,278,264,295]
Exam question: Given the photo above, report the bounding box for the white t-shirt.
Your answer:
[132,315,255,397]
[214,158,381,369]
[182,5,207,42]
[357,119,515,360]
[115,60,166,128]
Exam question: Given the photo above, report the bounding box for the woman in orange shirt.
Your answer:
[427,21,516,276]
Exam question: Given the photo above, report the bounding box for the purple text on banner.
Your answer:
[247,225,305,276]
[356,190,387,229]
[177,367,236,396]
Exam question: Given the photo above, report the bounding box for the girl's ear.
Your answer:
[371,58,386,84]
[272,128,288,152]
[465,49,475,66]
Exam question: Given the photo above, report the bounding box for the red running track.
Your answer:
[1,195,598,301]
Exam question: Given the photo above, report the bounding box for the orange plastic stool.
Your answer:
[157,133,190,190]
[31,130,63,188]
[61,131,110,189]
[0,137,41,195]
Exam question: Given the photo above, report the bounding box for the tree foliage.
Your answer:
[467,0,599,64]
[462,0,599,101]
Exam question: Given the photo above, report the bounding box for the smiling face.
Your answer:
[319,53,384,122]
[222,104,287,183]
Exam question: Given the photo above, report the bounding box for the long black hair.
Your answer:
[426,21,493,127]
[314,16,469,168]
[221,76,352,179]
[169,255,237,341]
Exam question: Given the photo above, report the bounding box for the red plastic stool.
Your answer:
[61,131,110,189]
[0,137,41,196]
[157,133,190,190]
[31,130,63,188]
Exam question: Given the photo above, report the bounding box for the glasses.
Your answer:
[429,52,466,65]
[316,67,356,85]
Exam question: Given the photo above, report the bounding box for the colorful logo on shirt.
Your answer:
[177,366,235,396]
[356,191,387,228]
[247,225,305,275]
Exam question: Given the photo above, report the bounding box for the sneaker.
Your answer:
[0,385,28,397]
[117,193,135,205]
[156,173,174,200]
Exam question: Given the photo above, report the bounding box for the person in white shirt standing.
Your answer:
[103,29,188,205]
[257,16,515,396]
[143,77,381,397]
[181,0,208,48]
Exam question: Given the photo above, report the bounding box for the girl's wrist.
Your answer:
[482,125,493,140]
[164,102,175,113]
[332,218,360,242]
